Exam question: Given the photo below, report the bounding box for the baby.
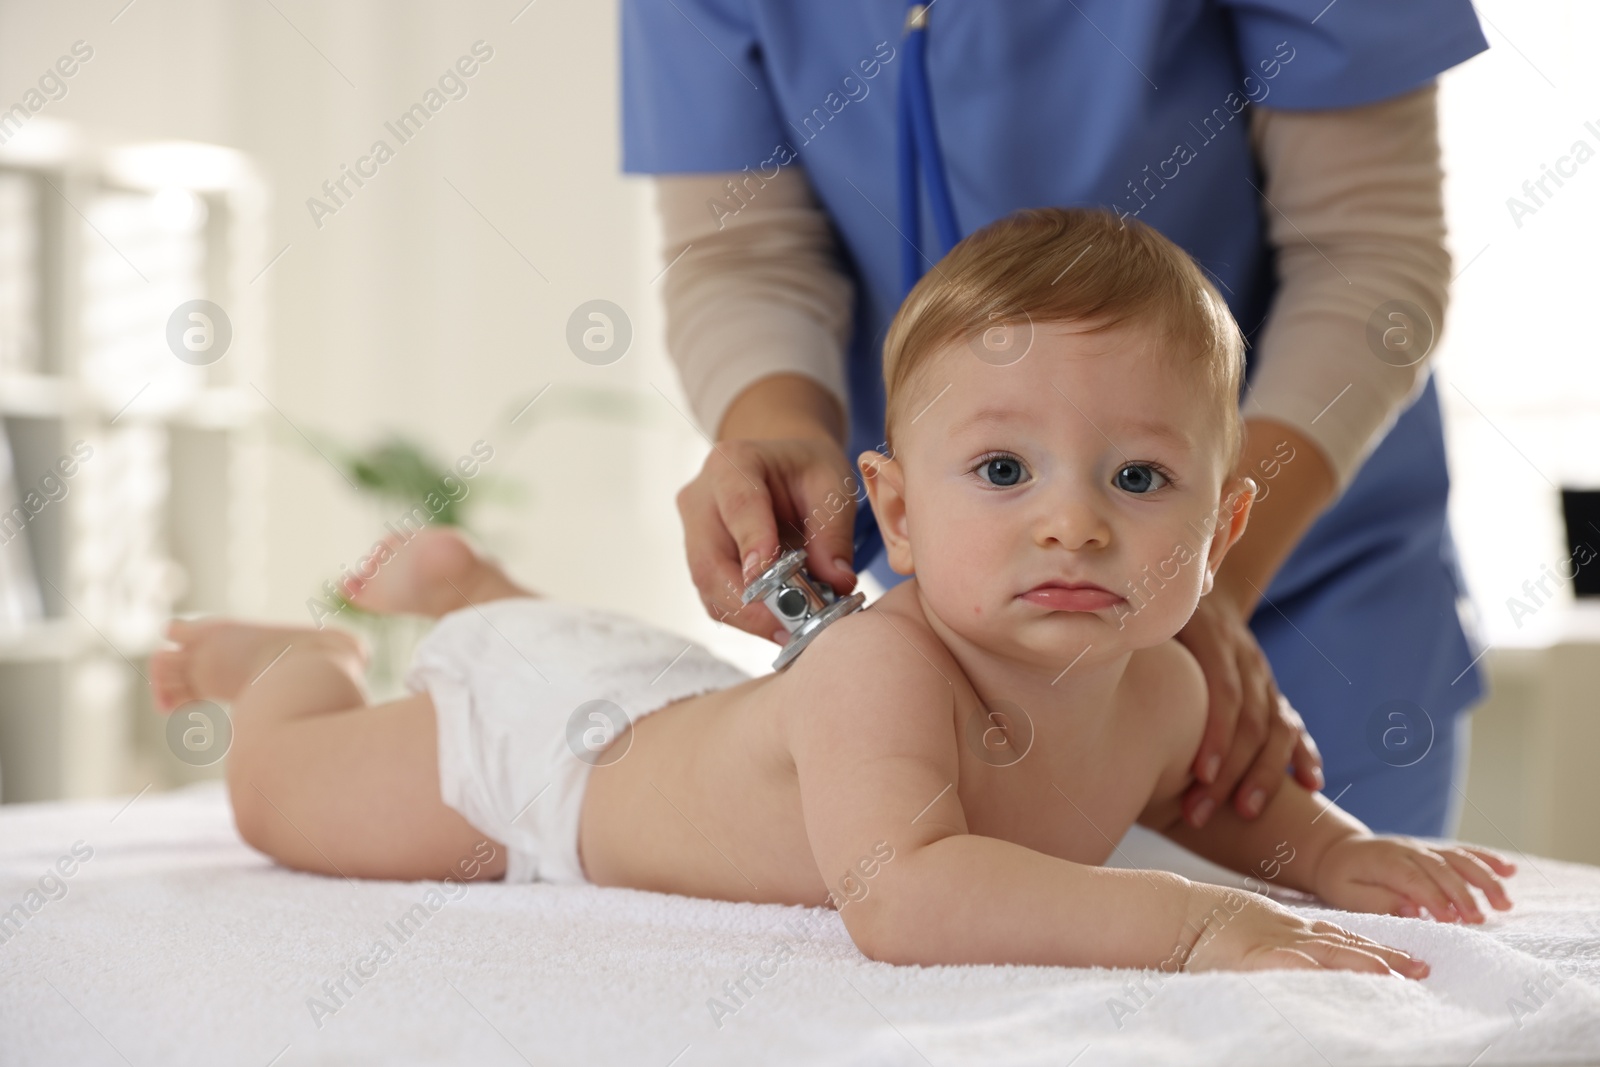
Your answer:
[153,207,1513,977]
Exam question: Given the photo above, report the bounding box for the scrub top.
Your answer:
[622,0,1491,835]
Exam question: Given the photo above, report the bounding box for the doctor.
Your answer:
[624,0,1489,838]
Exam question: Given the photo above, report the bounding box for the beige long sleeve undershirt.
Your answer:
[655,171,854,440]
[653,81,1451,495]
[1241,81,1451,492]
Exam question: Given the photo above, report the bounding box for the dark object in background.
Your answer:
[1560,488,1600,598]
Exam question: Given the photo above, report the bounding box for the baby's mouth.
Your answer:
[1017,581,1126,612]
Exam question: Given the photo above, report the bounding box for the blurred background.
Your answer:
[0,2,1595,864]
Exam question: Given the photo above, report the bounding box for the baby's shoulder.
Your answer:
[1123,638,1208,780]
[785,594,962,704]
[773,591,968,755]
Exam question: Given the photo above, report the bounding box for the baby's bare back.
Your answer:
[576,667,832,903]
[577,584,1200,906]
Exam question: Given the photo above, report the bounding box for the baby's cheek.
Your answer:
[910,503,986,580]
[1123,555,1209,639]
[917,560,982,619]
[914,547,994,629]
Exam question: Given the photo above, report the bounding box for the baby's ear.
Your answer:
[858,450,914,575]
[1200,476,1256,596]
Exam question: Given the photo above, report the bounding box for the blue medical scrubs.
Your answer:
[622,0,1490,837]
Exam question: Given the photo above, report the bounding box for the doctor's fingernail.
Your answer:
[1191,797,1215,826]
[1201,754,1221,783]
[1244,789,1265,816]
[743,550,761,578]
[833,556,854,577]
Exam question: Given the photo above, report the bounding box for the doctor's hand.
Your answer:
[1176,592,1323,828]
[677,376,859,644]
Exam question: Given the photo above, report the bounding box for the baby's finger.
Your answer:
[1249,946,1323,973]
[1441,849,1513,911]
[1311,921,1429,977]
[1301,937,1407,978]
[1462,846,1518,877]
[1389,858,1461,923]
[1415,852,1485,923]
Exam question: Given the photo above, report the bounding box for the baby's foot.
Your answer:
[150,619,366,712]
[340,526,526,617]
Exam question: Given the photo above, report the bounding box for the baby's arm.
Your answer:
[1144,648,1515,922]
[1157,774,1516,923]
[783,615,1420,974]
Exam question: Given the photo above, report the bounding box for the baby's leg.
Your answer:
[151,619,509,882]
[341,525,533,618]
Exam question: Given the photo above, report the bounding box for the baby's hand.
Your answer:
[1182,885,1428,978]
[1314,835,1516,924]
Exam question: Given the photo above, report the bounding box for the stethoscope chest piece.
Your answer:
[742,548,866,671]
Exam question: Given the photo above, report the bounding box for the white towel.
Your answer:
[1,782,1597,1066]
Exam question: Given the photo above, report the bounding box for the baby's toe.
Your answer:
[149,649,196,712]
[164,617,198,645]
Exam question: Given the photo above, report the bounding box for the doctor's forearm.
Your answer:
[654,171,855,441]
[717,373,846,445]
[1220,86,1451,620]
[1212,417,1335,620]
[1241,84,1452,493]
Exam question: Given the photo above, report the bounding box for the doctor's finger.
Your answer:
[1203,641,1274,816]
[1289,717,1324,790]
[679,479,778,639]
[1264,688,1323,788]
[683,512,776,637]
[1231,698,1299,819]
[1200,708,1261,827]
[709,450,782,583]
[1181,613,1242,789]
[793,457,859,596]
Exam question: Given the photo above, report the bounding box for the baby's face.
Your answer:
[869,320,1250,667]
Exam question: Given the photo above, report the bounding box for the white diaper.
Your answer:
[403,597,751,884]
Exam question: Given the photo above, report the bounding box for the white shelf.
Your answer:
[0,374,80,417]
[0,130,267,803]
[0,617,85,661]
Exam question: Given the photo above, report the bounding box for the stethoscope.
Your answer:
[747,0,959,670]
[849,0,960,588]
[897,0,962,295]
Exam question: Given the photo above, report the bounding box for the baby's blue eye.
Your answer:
[977,455,1027,487]
[1115,464,1168,494]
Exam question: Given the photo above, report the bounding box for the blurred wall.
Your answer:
[0,0,780,676]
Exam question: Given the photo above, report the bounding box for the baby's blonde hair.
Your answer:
[882,207,1245,472]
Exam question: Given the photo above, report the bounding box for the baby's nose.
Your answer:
[1032,494,1112,550]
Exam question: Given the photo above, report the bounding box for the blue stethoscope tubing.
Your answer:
[853,0,962,572]
[897,1,962,294]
